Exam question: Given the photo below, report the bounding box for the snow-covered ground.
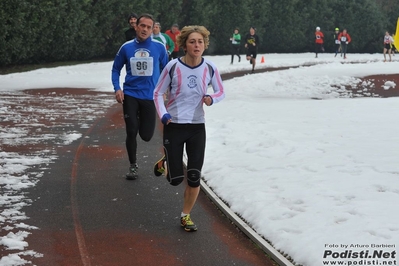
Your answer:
[1,53,398,266]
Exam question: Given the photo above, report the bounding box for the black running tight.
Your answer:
[163,123,206,187]
[123,95,156,165]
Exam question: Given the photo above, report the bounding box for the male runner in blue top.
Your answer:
[112,13,169,180]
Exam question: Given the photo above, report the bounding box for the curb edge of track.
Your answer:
[200,179,295,266]
[184,154,294,266]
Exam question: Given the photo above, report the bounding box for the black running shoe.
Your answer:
[126,163,138,180]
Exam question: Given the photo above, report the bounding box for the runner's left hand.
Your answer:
[204,95,213,106]
[115,90,124,104]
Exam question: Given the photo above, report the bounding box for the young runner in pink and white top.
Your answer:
[153,25,225,232]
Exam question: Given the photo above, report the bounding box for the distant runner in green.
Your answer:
[152,22,175,60]
[230,28,241,64]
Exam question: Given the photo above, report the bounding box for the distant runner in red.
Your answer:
[315,26,324,58]
[165,24,181,59]
[338,29,352,59]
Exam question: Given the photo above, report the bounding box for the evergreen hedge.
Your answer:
[0,0,398,67]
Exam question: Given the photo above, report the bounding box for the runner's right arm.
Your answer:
[153,61,173,120]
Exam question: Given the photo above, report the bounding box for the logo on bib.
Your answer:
[135,50,150,57]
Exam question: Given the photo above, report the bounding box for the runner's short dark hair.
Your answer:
[127,13,138,23]
[136,13,155,26]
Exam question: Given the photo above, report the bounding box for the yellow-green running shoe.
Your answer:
[153,155,166,176]
[181,214,198,232]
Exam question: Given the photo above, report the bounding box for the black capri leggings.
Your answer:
[163,123,206,187]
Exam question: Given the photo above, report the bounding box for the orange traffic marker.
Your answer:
[260,56,265,63]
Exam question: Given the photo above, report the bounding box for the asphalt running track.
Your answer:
[14,91,278,266]
[3,64,398,266]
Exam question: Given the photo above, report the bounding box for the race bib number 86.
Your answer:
[130,57,154,76]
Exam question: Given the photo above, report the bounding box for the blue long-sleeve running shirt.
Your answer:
[111,37,169,100]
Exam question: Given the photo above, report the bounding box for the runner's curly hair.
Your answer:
[177,25,210,49]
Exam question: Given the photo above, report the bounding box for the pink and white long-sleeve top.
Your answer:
[154,57,225,124]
